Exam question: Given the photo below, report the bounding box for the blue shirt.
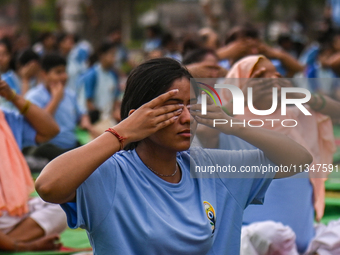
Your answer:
[81,63,120,118]
[2,109,36,149]
[25,84,85,149]
[67,40,92,91]
[328,0,340,27]
[61,148,275,255]
[219,133,315,253]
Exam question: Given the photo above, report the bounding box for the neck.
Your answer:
[136,140,181,183]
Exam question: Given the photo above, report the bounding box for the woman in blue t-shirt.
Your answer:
[36,58,312,255]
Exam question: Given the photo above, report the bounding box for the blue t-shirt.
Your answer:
[328,0,340,27]
[219,133,315,253]
[2,109,36,149]
[25,84,85,149]
[67,40,92,92]
[61,148,275,255]
[81,63,120,118]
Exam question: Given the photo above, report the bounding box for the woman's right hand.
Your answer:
[114,89,184,144]
[0,80,14,101]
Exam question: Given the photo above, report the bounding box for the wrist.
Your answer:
[7,89,17,101]
[14,241,29,252]
[113,125,135,145]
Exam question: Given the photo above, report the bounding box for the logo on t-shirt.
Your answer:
[203,201,216,235]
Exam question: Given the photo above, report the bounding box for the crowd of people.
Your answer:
[1,2,340,254]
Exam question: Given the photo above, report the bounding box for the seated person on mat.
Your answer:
[199,55,338,254]
[0,79,67,252]
[25,53,98,161]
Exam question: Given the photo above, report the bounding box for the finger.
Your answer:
[191,111,224,120]
[147,89,179,109]
[192,115,214,127]
[156,115,179,130]
[155,108,183,123]
[250,68,266,78]
[201,91,214,105]
[153,103,183,116]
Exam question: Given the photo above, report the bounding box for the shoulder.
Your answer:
[26,85,49,102]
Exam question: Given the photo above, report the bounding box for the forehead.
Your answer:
[166,77,196,100]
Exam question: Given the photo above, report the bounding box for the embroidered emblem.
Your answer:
[203,201,216,234]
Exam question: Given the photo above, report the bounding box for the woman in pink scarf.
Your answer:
[0,80,66,252]
[220,55,337,254]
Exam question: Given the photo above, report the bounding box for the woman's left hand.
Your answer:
[190,93,235,134]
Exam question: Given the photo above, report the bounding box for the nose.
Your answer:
[179,105,191,124]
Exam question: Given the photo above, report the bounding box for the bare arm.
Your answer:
[35,90,184,204]
[259,43,304,77]
[0,81,59,143]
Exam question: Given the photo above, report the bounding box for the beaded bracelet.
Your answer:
[105,128,127,150]
[20,100,31,115]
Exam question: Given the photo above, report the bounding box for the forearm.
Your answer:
[307,93,340,119]
[274,50,304,76]
[45,97,61,116]
[216,45,236,60]
[0,231,33,252]
[36,132,123,204]
[227,125,312,173]
[11,94,59,142]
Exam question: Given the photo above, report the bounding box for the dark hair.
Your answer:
[182,48,218,65]
[41,53,66,72]
[224,25,259,45]
[181,36,202,56]
[121,58,197,150]
[38,31,54,43]
[161,33,174,47]
[89,41,117,66]
[277,34,292,46]
[56,33,75,46]
[146,25,162,37]
[17,49,40,66]
[0,39,12,54]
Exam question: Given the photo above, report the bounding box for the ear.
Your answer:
[128,109,135,116]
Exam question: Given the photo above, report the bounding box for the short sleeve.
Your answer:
[3,74,19,93]
[60,157,117,232]
[25,90,48,109]
[200,148,276,209]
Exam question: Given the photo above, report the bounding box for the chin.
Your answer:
[174,142,191,152]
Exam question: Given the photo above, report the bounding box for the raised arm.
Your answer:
[0,80,59,143]
[190,100,313,178]
[35,90,184,204]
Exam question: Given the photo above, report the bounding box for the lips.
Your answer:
[178,129,191,137]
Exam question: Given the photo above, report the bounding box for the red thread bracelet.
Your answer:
[105,128,127,150]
